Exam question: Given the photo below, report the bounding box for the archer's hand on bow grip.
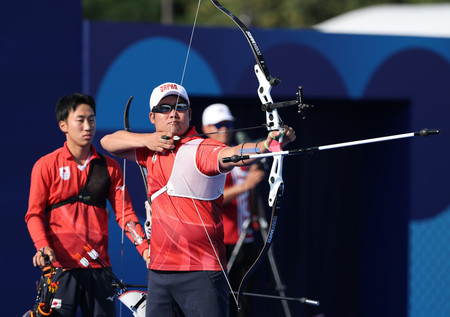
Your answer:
[265,125,296,151]
[33,246,56,267]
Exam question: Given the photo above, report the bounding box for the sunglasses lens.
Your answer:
[214,122,233,129]
[159,105,172,113]
[154,103,188,113]
[175,103,188,111]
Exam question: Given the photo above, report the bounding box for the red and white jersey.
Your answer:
[136,127,228,271]
[25,143,148,269]
[222,167,254,245]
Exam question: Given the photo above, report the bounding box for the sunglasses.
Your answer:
[214,122,233,129]
[153,103,189,113]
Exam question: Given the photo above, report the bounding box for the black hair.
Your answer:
[55,93,96,122]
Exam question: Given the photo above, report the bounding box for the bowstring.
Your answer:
[167,0,239,308]
[169,0,201,131]
[119,158,126,317]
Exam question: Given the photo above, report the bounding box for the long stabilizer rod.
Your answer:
[223,128,440,163]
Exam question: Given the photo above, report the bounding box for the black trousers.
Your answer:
[146,270,229,317]
[50,268,116,317]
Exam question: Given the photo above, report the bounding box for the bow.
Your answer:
[118,96,151,317]
[210,0,309,309]
[123,96,152,240]
[25,254,62,317]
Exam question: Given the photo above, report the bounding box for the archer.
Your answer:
[100,82,296,316]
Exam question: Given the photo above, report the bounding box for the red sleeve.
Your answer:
[106,157,149,255]
[136,147,151,167]
[196,138,227,176]
[25,158,51,251]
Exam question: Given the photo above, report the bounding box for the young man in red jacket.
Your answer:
[26,93,149,316]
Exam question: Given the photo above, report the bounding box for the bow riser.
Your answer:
[255,65,279,129]
[268,156,284,207]
[254,64,285,207]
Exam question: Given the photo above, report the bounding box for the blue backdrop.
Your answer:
[2,1,450,316]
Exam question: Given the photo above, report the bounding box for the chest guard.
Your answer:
[151,139,226,202]
[46,155,111,212]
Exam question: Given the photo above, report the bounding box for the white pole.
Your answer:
[222,129,439,163]
[318,132,415,151]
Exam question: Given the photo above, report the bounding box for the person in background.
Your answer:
[100,82,296,317]
[202,103,265,316]
[25,93,149,316]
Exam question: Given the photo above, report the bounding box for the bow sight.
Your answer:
[261,86,313,120]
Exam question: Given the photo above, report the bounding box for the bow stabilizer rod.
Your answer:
[233,291,320,306]
[223,128,441,163]
[110,284,319,306]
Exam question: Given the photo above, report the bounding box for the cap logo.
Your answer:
[159,83,178,93]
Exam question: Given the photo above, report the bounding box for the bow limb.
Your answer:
[236,186,283,300]
[210,0,280,87]
[123,96,152,241]
[123,96,149,196]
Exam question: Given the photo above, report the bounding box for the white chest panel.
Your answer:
[151,139,226,202]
